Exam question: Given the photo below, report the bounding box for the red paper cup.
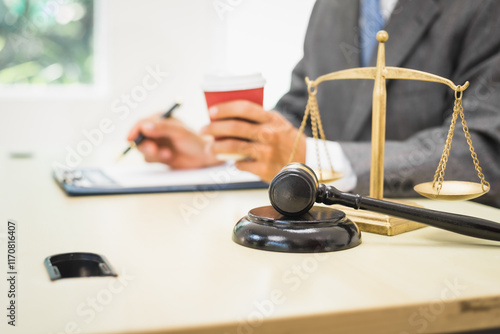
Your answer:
[202,72,266,161]
[203,72,265,106]
[204,87,264,110]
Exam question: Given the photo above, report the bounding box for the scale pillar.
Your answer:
[370,31,389,199]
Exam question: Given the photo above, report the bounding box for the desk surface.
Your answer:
[1,154,500,334]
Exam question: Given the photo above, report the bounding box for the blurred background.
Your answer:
[0,0,315,166]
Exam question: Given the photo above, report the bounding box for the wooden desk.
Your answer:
[1,154,500,334]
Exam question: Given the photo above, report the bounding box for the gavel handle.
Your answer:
[319,185,500,242]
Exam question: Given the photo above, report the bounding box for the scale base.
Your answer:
[331,199,426,236]
[233,206,361,253]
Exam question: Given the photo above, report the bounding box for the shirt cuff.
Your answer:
[305,137,357,192]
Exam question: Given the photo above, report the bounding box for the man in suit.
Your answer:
[129,0,500,208]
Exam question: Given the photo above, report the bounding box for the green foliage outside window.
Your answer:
[0,0,94,85]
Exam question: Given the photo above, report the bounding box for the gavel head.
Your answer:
[268,163,319,216]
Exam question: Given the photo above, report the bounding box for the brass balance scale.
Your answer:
[288,30,491,236]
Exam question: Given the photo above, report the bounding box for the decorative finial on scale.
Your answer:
[376,30,389,43]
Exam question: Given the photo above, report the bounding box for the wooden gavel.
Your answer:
[268,163,500,242]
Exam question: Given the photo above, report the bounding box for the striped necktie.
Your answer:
[360,0,385,66]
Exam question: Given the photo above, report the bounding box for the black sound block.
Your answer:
[232,206,362,253]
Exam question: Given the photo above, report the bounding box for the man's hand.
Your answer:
[201,100,306,182]
[127,113,220,169]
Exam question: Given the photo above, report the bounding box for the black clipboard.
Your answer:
[53,163,268,196]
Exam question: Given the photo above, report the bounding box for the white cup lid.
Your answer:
[202,72,266,92]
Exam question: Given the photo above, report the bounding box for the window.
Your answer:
[0,0,95,85]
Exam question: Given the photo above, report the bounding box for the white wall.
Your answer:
[0,0,315,166]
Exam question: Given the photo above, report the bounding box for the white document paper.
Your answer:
[100,162,261,188]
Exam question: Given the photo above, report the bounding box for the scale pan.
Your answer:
[314,170,344,183]
[414,181,489,200]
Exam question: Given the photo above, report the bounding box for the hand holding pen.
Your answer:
[122,102,220,169]
[118,102,182,161]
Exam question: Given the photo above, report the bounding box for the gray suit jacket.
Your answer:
[275,0,500,208]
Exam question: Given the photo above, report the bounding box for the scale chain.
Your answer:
[309,94,322,181]
[288,79,336,182]
[432,87,490,194]
[288,98,311,164]
[458,97,490,192]
[315,99,335,181]
[432,101,459,193]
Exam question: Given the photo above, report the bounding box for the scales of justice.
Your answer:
[232,31,497,253]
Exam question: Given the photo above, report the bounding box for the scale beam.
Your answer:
[385,67,469,92]
[306,66,469,94]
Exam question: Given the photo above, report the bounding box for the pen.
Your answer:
[117,102,182,161]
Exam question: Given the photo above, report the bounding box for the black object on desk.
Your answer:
[233,206,361,253]
[44,252,117,281]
